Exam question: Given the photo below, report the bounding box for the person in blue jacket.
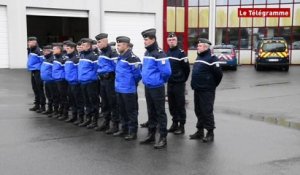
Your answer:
[27,36,46,113]
[64,41,85,125]
[113,36,142,141]
[77,38,99,128]
[190,38,223,143]
[40,45,59,117]
[139,28,172,149]
[94,33,120,134]
[52,43,69,121]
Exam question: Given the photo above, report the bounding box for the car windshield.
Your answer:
[262,42,286,52]
[213,48,232,55]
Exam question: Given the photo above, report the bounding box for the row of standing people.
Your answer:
[27,28,222,149]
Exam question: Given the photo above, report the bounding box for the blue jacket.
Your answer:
[64,52,80,85]
[115,49,142,93]
[78,49,98,84]
[52,54,66,81]
[97,46,119,75]
[167,46,190,83]
[27,53,44,71]
[40,53,54,82]
[191,49,223,91]
[142,42,172,88]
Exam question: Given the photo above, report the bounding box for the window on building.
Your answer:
[278,27,292,46]
[188,28,209,49]
[229,0,240,5]
[292,27,300,49]
[268,0,279,4]
[199,0,209,6]
[239,28,251,49]
[254,0,266,4]
[252,28,266,50]
[215,28,227,45]
[216,0,227,6]
[188,0,198,6]
[241,0,253,5]
[168,0,184,6]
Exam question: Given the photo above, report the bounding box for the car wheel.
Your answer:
[255,64,262,71]
[232,66,237,71]
[282,66,289,72]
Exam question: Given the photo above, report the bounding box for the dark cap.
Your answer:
[116,36,130,43]
[63,40,72,45]
[65,41,76,48]
[128,43,134,48]
[108,42,116,46]
[43,45,52,50]
[92,40,97,45]
[52,42,63,47]
[28,36,37,41]
[198,38,211,45]
[95,33,108,41]
[168,32,176,38]
[141,28,156,38]
[80,38,93,44]
[77,41,82,46]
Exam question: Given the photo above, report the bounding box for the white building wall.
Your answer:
[0,0,162,68]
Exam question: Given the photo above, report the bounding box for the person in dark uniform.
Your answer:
[92,40,100,56]
[27,36,46,113]
[166,32,190,135]
[76,41,83,54]
[139,28,172,149]
[52,43,69,120]
[113,36,142,140]
[94,33,120,134]
[190,38,223,142]
[77,38,99,128]
[40,45,59,117]
[64,41,85,125]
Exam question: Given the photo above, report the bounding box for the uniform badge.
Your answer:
[162,59,166,65]
[184,58,188,63]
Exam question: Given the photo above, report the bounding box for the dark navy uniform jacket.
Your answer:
[115,49,142,93]
[167,46,190,83]
[78,49,98,84]
[141,42,172,88]
[64,52,80,85]
[97,45,119,75]
[40,53,54,82]
[191,49,223,91]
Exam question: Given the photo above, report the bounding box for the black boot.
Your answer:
[113,129,128,137]
[36,105,46,113]
[154,136,167,149]
[140,121,149,128]
[105,122,119,134]
[73,115,84,126]
[65,113,77,123]
[58,112,68,121]
[86,116,98,129]
[29,105,40,111]
[50,107,59,118]
[167,122,178,133]
[124,132,137,141]
[140,129,156,144]
[189,129,204,140]
[202,130,214,143]
[42,106,53,115]
[174,123,185,135]
[78,115,91,127]
[94,119,110,132]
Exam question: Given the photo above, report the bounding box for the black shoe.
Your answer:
[113,130,128,137]
[202,130,214,143]
[65,116,76,123]
[94,120,110,131]
[78,118,91,127]
[174,125,185,135]
[105,122,119,134]
[140,132,155,144]
[167,122,178,133]
[140,121,149,128]
[154,136,167,149]
[42,109,52,115]
[189,129,204,140]
[36,106,46,113]
[87,116,98,129]
[73,115,84,126]
[29,105,39,111]
[124,133,137,141]
[58,115,68,121]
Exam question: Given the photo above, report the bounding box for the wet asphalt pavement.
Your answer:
[0,66,300,175]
